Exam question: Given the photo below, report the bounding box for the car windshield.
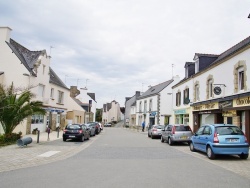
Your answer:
[216,126,244,135]
[66,124,81,130]
[175,125,191,131]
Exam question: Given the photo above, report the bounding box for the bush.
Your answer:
[0,132,22,147]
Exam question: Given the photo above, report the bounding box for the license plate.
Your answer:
[69,136,75,138]
[227,138,238,142]
[180,136,187,139]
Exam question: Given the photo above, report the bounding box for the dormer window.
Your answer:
[195,60,199,73]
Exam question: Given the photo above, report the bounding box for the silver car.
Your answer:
[161,124,193,145]
[84,123,96,137]
[148,125,163,139]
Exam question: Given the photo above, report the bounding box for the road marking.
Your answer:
[38,151,61,157]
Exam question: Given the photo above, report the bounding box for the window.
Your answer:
[139,101,142,112]
[149,99,152,111]
[203,126,211,135]
[195,84,199,102]
[50,88,54,99]
[144,100,147,113]
[31,114,44,124]
[176,91,181,106]
[58,91,64,104]
[38,84,45,97]
[238,67,244,91]
[43,65,46,75]
[183,88,189,104]
[208,79,213,98]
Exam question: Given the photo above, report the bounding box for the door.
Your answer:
[192,126,205,150]
[198,126,212,152]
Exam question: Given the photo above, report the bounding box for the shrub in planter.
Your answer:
[0,132,22,146]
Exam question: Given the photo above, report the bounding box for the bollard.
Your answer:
[47,127,50,141]
[37,130,40,143]
[17,137,32,147]
[57,127,59,138]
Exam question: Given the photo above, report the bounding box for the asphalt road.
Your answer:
[0,127,250,188]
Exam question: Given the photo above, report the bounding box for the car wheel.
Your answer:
[151,134,154,139]
[239,154,248,159]
[63,138,66,142]
[80,135,84,142]
[161,136,164,143]
[168,137,173,146]
[206,146,215,159]
[189,142,196,152]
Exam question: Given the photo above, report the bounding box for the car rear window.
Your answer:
[66,124,81,130]
[153,125,162,129]
[216,126,244,135]
[175,125,191,131]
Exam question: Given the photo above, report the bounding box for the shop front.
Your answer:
[174,108,190,126]
[220,94,250,143]
[192,102,223,132]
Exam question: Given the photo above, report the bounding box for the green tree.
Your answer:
[0,83,46,134]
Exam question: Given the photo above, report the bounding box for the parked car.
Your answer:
[148,125,163,139]
[63,124,90,142]
[84,123,96,136]
[190,124,249,159]
[161,124,193,145]
[88,122,101,134]
[104,123,112,127]
[98,122,103,131]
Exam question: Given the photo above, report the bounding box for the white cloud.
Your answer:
[1,0,250,107]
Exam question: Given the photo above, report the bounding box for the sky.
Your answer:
[0,0,250,108]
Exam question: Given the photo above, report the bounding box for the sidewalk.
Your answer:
[0,130,95,173]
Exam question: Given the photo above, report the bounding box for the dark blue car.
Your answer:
[190,124,249,159]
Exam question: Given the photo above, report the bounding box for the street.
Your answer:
[0,127,250,188]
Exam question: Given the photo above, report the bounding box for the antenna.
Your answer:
[172,64,174,78]
[49,46,54,56]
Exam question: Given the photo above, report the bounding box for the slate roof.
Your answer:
[173,35,250,88]
[49,67,69,89]
[138,79,174,99]
[6,39,45,76]
[87,93,96,102]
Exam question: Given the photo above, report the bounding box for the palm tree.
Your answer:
[0,83,46,135]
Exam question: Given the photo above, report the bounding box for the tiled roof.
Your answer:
[49,67,69,89]
[138,79,174,99]
[6,39,45,76]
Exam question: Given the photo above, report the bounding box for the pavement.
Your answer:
[0,130,98,173]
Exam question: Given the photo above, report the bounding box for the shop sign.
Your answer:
[174,109,186,114]
[198,111,212,114]
[235,96,250,107]
[222,110,237,117]
[219,100,233,109]
[193,103,218,111]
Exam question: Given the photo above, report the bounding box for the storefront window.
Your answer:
[183,114,189,125]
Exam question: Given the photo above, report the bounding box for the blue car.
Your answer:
[190,124,249,159]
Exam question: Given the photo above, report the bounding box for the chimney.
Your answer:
[0,27,12,42]
[135,91,141,98]
[70,86,80,98]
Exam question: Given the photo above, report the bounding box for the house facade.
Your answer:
[124,91,141,126]
[136,76,180,128]
[0,26,86,135]
[172,36,250,141]
[102,100,121,123]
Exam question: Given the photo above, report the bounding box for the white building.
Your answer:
[136,76,180,128]
[0,26,85,135]
[124,91,141,126]
[102,100,121,123]
[172,35,250,142]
